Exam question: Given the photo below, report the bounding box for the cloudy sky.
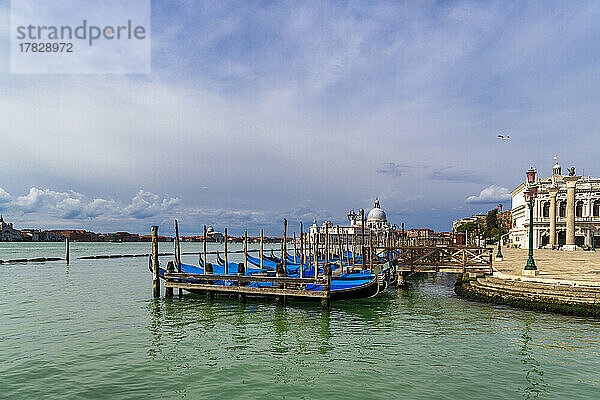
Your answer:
[1,1,600,235]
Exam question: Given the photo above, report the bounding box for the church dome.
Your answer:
[367,199,387,222]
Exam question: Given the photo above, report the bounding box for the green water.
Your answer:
[1,242,599,399]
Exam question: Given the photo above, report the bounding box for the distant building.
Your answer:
[452,214,486,232]
[407,228,434,239]
[45,230,98,242]
[310,199,397,244]
[98,232,142,242]
[20,229,42,241]
[40,230,67,241]
[0,216,22,241]
[206,225,224,242]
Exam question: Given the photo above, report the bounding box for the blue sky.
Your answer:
[1,1,600,235]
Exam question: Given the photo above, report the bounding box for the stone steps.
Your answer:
[474,276,600,304]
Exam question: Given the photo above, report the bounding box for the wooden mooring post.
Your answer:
[299,222,304,279]
[322,263,331,309]
[65,238,70,265]
[283,219,287,275]
[175,219,182,297]
[165,261,174,298]
[369,230,374,271]
[293,232,297,264]
[260,228,264,269]
[152,226,160,298]
[360,208,365,268]
[203,225,207,266]
[224,228,229,275]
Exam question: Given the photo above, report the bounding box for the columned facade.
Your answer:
[548,187,558,247]
[564,176,581,250]
[509,164,600,250]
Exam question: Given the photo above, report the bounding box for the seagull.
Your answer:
[497,134,510,140]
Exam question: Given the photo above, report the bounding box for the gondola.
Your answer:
[153,259,380,301]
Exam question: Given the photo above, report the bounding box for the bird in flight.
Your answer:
[497,134,510,140]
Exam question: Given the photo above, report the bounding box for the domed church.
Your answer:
[347,198,391,233]
[366,199,387,230]
[310,199,395,243]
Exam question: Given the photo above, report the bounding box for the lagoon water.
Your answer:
[1,242,599,399]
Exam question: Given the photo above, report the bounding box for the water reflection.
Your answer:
[519,322,548,399]
[318,309,331,355]
[147,299,163,358]
[272,305,289,355]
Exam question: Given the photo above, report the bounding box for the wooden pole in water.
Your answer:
[203,225,207,267]
[322,263,331,309]
[244,229,248,268]
[65,238,69,265]
[260,228,264,269]
[360,209,365,269]
[152,226,159,298]
[165,261,174,298]
[283,219,287,274]
[175,220,181,268]
[300,222,304,279]
[314,231,319,278]
[325,224,329,267]
[338,227,343,272]
[370,230,374,271]
[307,228,312,273]
[174,220,182,297]
[345,231,350,271]
[352,230,356,268]
[224,228,229,275]
[293,232,297,264]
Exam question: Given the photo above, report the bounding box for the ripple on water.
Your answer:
[2,243,600,399]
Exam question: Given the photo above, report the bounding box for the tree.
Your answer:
[486,209,498,235]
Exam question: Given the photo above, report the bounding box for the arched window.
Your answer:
[559,201,567,218]
[594,200,600,217]
[576,200,584,218]
[543,202,550,218]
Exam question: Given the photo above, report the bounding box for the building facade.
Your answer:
[510,163,600,249]
[310,199,396,244]
[0,216,22,241]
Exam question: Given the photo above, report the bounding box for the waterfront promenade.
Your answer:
[457,247,600,317]
[493,248,600,283]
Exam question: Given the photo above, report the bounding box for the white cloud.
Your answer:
[0,187,11,205]
[124,190,180,219]
[465,185,511,204]
[1,186,180,222]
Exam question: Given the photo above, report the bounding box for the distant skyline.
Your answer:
[2,1,600,235]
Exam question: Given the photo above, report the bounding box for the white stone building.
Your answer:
[0,216,23,241]
[310,199,396,244]
[510,163,600,249]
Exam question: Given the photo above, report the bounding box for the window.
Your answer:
[594,200,600,217]
[559,201,566,217]
[543,202,550,218]
[576,200,583,218]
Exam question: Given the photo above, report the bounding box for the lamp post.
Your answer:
[496,203,504,261]
[523,166,539,276]
[592,227,597,251]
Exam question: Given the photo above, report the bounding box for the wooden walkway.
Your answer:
[382,245,493,274]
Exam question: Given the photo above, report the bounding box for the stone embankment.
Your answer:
[457,272,600,317]
[455,248,600,317]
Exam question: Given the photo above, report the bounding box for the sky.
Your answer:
[1,0,600,236]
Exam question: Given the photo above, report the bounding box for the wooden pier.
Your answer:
[148,220,493,306]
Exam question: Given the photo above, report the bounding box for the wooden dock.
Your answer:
[148,219,493,305]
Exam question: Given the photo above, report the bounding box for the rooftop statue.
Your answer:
[568,167,576,176]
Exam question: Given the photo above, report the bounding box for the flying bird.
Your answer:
[497,134,510,140]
